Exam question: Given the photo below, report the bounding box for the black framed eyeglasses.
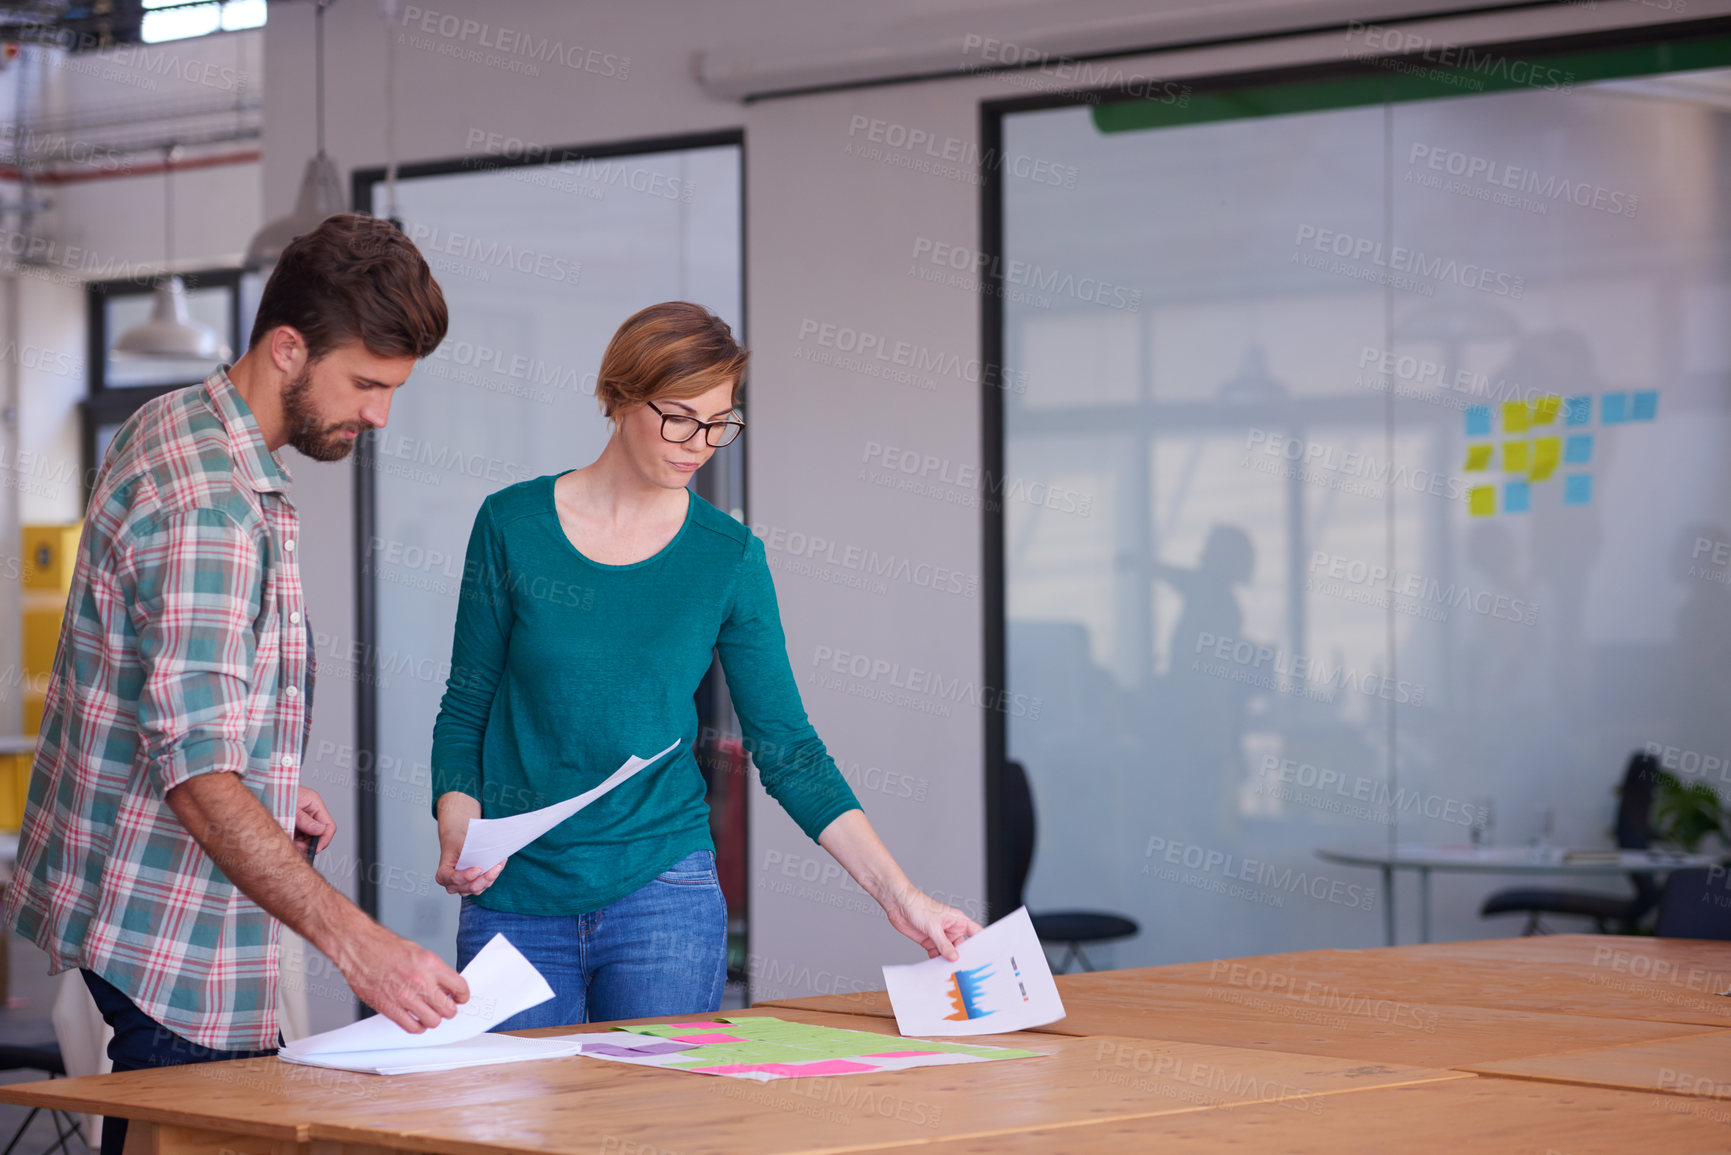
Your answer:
[646,401,745,447]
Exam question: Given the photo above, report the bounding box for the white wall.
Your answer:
[262,0,1731,1007]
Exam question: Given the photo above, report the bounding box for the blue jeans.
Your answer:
[456,849,727,1029]
[80,970,276,1155]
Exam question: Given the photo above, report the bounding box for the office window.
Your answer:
[996,38,1731,960]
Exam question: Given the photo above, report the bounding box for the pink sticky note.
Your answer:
[672,1034,744,1045]
[694,1060,880,1077]
[865,1051,939,1059]
[662,1021,729,1029]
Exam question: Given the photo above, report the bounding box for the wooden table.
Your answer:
[0,1009,1466,1155]
[5,937,1728,1153]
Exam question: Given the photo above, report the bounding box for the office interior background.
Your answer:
[0,0,1725,1037]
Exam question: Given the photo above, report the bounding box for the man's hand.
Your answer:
[294,785,334,856]
[434,791,506,896]
[332,921,471,1034]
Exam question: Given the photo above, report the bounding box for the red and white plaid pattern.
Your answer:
[4,368,314,1050]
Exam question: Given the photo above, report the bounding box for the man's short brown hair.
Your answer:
[248,213,448,361]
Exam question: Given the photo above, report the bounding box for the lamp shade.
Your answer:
[244,152,345,269]
[112,276,231,360]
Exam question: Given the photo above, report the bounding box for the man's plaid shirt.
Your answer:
[4,368,315,1051]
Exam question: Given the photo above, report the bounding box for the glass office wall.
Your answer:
[364,142,742,959]
[1002,50,1731,961]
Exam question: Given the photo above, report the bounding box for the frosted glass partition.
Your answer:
[366,145,741,958]
[1002,68,1731,961]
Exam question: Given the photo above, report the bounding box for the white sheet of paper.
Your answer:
[280,1033,584,1075]
[881,906,1065,1036]
[455,740,680,872]
[277,933,552,1062]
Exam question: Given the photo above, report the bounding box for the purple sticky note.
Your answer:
[583,1041,696,1057]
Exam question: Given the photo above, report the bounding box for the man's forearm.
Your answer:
[165,771,368,962]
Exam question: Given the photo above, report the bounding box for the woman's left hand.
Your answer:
[881,884,984,962]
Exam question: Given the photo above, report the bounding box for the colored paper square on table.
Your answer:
[1502,401,1530,433]
[1564,395,1592,426]
[1504,481,1530,513]
[1530,437,1561,482]
[1532,396,1561,425]
[1601,392,1629,423]
[1564,474,1593,505]
[1631,390,1659,421]
[693,1060,881,1077]
[1464,444,1494,471]
[1465,406,1492,437]
[1564,434,1593,464]
[1469,486,1496,517]
[1502,440,1530,473]
[572,1016,1044,1083]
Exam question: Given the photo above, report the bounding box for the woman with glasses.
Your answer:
[429,302,981,1027]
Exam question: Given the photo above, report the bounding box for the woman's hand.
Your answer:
[434,791,507,896]
[815,809,984,962]
[882,882,984,961]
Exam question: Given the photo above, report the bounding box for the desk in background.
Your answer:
[1315,844,1719,945]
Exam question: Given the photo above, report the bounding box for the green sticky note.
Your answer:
[1469,486,1496,517]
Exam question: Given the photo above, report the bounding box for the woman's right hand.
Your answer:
[434,791,507,896]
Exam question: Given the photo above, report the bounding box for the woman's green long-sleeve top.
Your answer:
[430,475,861,915]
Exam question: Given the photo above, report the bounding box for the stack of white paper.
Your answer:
[456,740,681,873]
[881,907,1065,1036]
[278,933,571,1074]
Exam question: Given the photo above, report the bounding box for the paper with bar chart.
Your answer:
[881,907,1065,1036]
[561,1017,1043,1081]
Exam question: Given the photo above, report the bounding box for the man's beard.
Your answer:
[281,365,365,462]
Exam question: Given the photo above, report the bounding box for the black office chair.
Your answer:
[0,1042,85,1155]
[1654,867,1731,940]
[1004,759,1138,972]
[1480,751,1662,935]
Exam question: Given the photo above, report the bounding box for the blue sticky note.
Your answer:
[1504,481,1530,513]
[1564,474,1593,505]
[1564,434,1593,464]
[1631,391,1658,421]
[1564,396,1592,426]
[1601,393,1629,424]
[1465,406,1492,437]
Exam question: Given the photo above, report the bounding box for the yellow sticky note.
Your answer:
[1530,436,1560,482]
[1503,401,1530,433]
[1469,486,1496,517]
[1503,440,1530,473]
[1532,396,1561,425]
[1465,444,1494,471]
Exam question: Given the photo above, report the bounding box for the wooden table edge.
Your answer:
[0,1079,311,1143]
[300,1070,1483,1155]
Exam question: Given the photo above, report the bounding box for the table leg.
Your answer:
[1419,867,1432,944]
[1382,864,1395,946]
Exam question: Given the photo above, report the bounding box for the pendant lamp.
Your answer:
[244,0,342,268]
[113,146,231,361]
